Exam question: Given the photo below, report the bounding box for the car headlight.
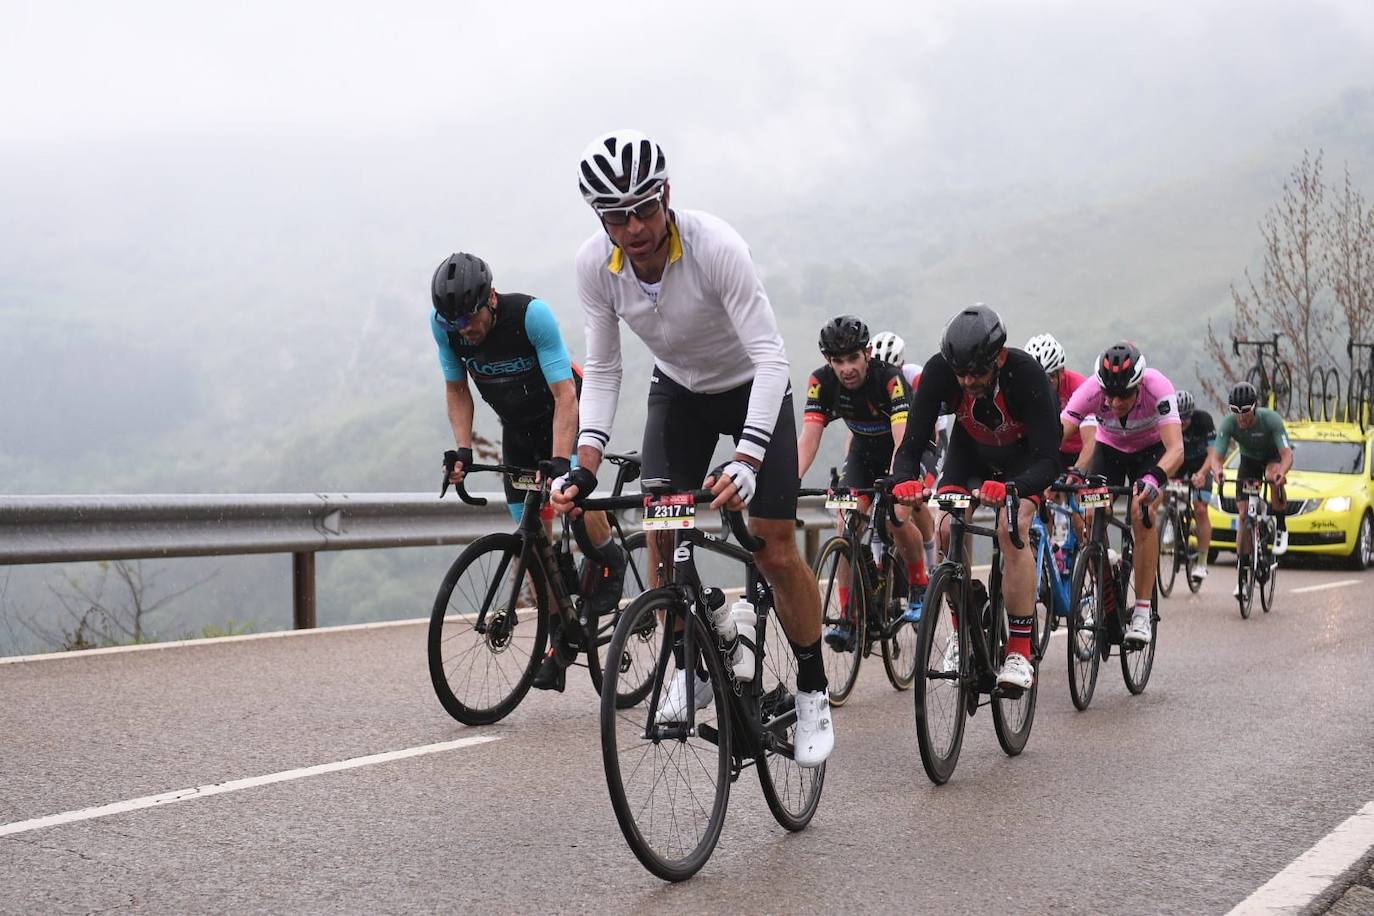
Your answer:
[1325,496,1352,513]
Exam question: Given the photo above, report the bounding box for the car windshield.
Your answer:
[1224,439,1365,474]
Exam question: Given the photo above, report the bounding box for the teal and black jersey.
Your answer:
[432,294,580,428]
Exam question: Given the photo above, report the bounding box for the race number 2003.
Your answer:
[643,494,697,530]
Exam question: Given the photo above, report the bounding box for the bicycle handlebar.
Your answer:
[575,488,766,553]
[1051,476,1153,529]
[441,454,541,507]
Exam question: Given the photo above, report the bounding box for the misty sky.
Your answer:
[6,0,1374,269]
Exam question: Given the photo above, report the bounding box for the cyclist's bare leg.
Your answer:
[1132,489,1162,603]
[996,498,1038,616]
[750,516,822,645]
[1193,497,1212,558]
[912,502,935,542]
[1236,496,1252,558]
[890,504,926,582]
[584,510,612,546]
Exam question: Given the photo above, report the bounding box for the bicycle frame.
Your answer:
[1031,501,1080,620]
[930,495,1011,696]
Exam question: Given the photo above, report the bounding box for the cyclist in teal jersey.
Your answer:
[1204,382,1294,561]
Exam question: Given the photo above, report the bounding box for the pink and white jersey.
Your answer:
[1061,368,1180,453]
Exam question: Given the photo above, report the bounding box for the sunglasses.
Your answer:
[436,302,489,332]
[1103,388,1137,401]
[1229,403,1256,415]
[597,189,665,226]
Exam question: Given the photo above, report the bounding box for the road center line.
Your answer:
[0,735,500,839]
[1289,579,1361,594]
[1226,800,1374,914]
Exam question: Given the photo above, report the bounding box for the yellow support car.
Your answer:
[1207,421,1374,570]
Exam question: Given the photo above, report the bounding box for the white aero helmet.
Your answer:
[577,129,669,209]
[1024,333,1067,374]
[870,331,905,366]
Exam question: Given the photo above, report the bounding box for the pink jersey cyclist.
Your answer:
[1057,368,1088,455]
[1062,368,1180,453]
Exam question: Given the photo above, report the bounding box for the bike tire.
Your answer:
[427,533,548,726]
[991,591,1038,757]
[1031,540,1054,662]
[1260,520,1278,614]
[1156,504,1179,598]
[600,591,731,882]
[813,535,863,706]
[593,530,658,708]
[1182,507,1202,594]
[756,598,825,831]
[1238,517,1256,619]
[881,561,919,690]
[1120,581,1158,694]
[1273,361,1294,416]
[913,564,969,785]
[1067,542,1103,711]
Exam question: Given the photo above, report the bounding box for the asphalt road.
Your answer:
[2,561,1372,914]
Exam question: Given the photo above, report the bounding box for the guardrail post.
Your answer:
[293,551,316,629]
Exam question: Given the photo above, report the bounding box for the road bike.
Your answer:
[1052,477,1158,711]
[426,454,651,725]
[1223,474,1279,619]
[1156,480,1203,597]
[1233,333,1293,415]
[913,488,1039,785]
[591,488,823,881]
[1029,496,1082,661]
[802,473,918,704]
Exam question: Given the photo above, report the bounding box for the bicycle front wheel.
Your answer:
[593,530,658,707]
[1032,546,1054,662]
[601,591,731,882]
[756,600,825,831]
[1237,518,1256,619]
[1067,543,1103,711]
[1156,505,1180,598]
[913,564,969,785]
[427,533,548,726]
[813,536,864,705]
[1260,520,1279,614]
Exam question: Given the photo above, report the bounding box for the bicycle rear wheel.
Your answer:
[1156,504,1180,598]
[881,562,919,690]
[594,530,658,707]
[1120,583,1158,694]
[428,533,548,726]
[813,536,863,705]
[991,595,1038,757]
[1067,543,1103,711]
[913,564,969,785]
[601,592,731,882]
[756,600,825,831]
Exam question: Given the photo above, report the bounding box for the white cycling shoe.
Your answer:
[793,688,834,768]
[1124,611,1152,647]
[941,637,961,674]
[1274,530,1289,555]
[655,669,712,724]
[996,652,1035,690]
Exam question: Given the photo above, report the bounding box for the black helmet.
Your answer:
[1097,341,1146,395]
[1176,390,1195,419]
[1229,381,1259,410]
[431,252,492,321]
[940,304,1007,374]
[818,315,870,357]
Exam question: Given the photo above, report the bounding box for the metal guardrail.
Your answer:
[0,492,838,630]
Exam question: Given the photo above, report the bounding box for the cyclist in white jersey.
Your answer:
[550,129,833,768]
[870,330,943,564]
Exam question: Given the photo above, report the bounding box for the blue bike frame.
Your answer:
[1032,499,1082,619]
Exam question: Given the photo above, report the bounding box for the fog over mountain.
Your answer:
[3,0,1374,495]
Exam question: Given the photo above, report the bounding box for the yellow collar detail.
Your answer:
[607,219,683,275]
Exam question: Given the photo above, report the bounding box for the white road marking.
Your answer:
[1289,579,1361,595]
[0,616,432,665]
[0,736,500,838]
[1226,800,1374,915]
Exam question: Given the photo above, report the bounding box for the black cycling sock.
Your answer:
[1276,514,1287,532]
[790,638,828,694]
[670,634,708,679]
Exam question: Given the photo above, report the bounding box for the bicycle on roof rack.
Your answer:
[1233,333,1293,415]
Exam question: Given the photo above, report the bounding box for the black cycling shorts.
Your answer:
[1086,441,1166,487]
[641,368,799,520]
[1237,452,1281,483]
[842,436,893,490]
[938,437,1041,495]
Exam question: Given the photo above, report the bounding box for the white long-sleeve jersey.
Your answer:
[574,209,790,464]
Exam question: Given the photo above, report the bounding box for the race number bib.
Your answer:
[1078,486,1112,509]
[1239,480,1263,497]
[642,494,697,530]
[510,473,541,492]
[825,488,860,511]
[934,492,972,512]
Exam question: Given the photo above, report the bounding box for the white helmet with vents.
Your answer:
[577,129,669,209]
[1024,333,1067,374]
[870,331,905,366]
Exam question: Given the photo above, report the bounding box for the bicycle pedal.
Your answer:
[993,685,1026,701]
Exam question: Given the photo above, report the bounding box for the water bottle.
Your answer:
[1053,510,1070,547]
[708,591,738,644]
[729,598,757,682]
